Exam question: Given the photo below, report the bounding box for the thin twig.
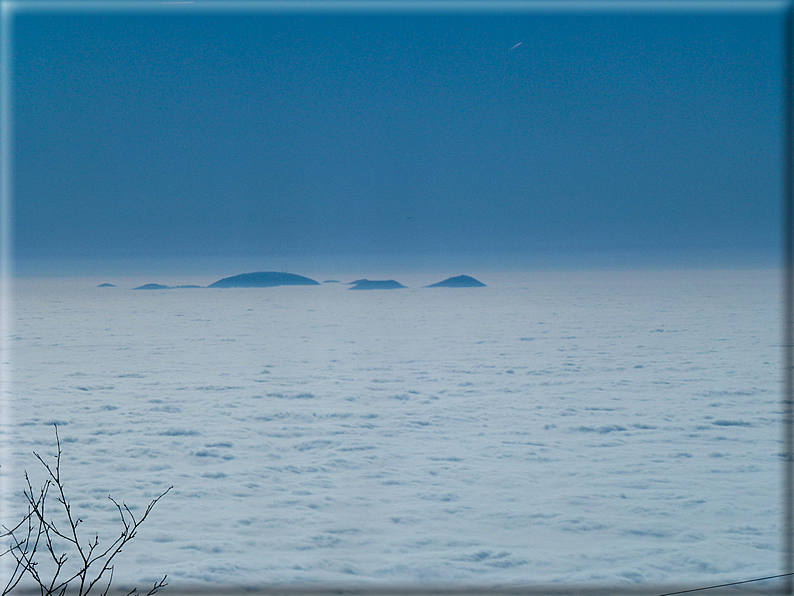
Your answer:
[2,424,171,596]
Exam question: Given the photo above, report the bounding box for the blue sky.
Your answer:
[11,4,786,271]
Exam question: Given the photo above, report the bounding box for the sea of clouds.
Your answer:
[3,268,784,589]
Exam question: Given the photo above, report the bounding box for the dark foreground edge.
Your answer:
[5,581,790,596]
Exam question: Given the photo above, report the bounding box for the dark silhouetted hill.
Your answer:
[133,283,170,290]
[208,272,320,288]
[98,283,115,288]
[427,275,486,288]
[349,280,405,290]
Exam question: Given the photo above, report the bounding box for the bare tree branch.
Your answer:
[1,425,171,596]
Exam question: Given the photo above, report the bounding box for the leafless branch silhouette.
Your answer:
[1,425,171,596]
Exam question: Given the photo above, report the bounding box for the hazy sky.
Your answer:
[11,4,785,271]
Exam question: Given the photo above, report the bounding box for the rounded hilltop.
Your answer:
[427,275,486,288]
[208,271,320,288]
[348,279,405,290]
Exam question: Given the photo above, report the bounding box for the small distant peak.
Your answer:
[133,283,171,290]
[323,280,340,283]
[426,275,486,288]
[97,283,115,288]
[349,279,405,290]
